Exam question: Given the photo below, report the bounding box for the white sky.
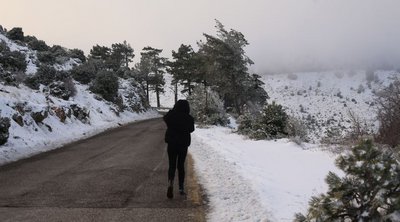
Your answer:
[1,0,400,73]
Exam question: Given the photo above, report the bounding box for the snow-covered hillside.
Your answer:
[0,33,158,166]
[262,71,399,142]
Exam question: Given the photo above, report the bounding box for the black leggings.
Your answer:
[167,144,188,189]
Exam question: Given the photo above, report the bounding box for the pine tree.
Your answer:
[296,140,400,221]
[109,41,134,71]
[136,47,166,107]
[168,44,197,98]
[89,44,111,62]
[197,20,265,114]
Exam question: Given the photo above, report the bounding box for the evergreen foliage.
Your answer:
[25,35,50,51]
[24,65,76,100]
[375,77,400,148]
[70,59,98,84]
[187,85,229,126]
[196,20,268,114]
[168,44,197,96]
[69,48,86,63]
[37,51,56,65]
[90,70,119,102]
[238,102,288,139]
[7,27,24,41]
[0,46,27,72]
[295,140,400,221]
[136,46,166,107]
[109,41,134,71]
[89,44,111,61]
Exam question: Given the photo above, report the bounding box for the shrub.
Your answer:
[24,75,40,90]
[187,85,229,126]
[70,60,97,84]
[375,77,400,147]
[0,117,11,145]
[49,78,76,100]
[35,65,58,85]
[286,116,309,143]
[256,102,288,139]
[295,140,400,221]
[25,36,49,51]
[69,48,86,63]
[238,102,289,140]
[37,51,56,65]
[0,50,27,72]
[90,70,119,102]
[7,27,24,41]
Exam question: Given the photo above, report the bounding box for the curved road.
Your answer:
[0,118,205,222]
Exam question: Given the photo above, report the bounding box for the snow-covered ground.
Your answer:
[156,69,399,221]
[191,126,341,221]
[262,70,399,142]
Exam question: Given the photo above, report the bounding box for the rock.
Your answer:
[0,117,11,145]
[70,104,89,123]
[12,113,24,126]
[31,110,48,123]
[52,107,67,123]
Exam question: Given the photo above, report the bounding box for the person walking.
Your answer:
[163,100,195,199]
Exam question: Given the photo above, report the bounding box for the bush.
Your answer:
[24,75,40,90]
[7,27,24,41]
[37,51,56,65]
[69,48,86,63]
[375,77,400,147]
[286,116,309,143]
[238,102,289,140]
[0,117,11,145]
[25,36,49,51]
[71,60,97,84]
[0,50,27,72]
[49,78,76,100]
[35,65,58,85]
[187,85,229,126]
[90,70,119,102]
[295,140,400,221]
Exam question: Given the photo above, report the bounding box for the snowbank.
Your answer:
[0,82,159,166]
[191,126,341,221]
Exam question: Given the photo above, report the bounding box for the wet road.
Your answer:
[0,118,205,222]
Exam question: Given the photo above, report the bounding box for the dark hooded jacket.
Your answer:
[163,100,195,147]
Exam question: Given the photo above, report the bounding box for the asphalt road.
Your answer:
[0,118,206,222]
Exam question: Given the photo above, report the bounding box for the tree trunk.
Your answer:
[146,81,149,105]
[174,82,178,104]
[156,87,160,108]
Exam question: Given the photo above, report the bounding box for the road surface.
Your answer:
[0,118,206,222]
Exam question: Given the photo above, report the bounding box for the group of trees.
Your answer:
[169,20,268,117]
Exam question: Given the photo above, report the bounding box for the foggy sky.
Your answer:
[1,0,400,73]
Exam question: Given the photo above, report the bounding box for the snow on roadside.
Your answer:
[191,126,342,221]
[191,133,272,222]
[0,82,160,166]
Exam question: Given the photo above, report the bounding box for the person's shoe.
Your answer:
[167,185,173,199]
[179,189,186,196]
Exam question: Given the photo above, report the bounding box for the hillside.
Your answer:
[0,31,156,166]
[262,70,399,142]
